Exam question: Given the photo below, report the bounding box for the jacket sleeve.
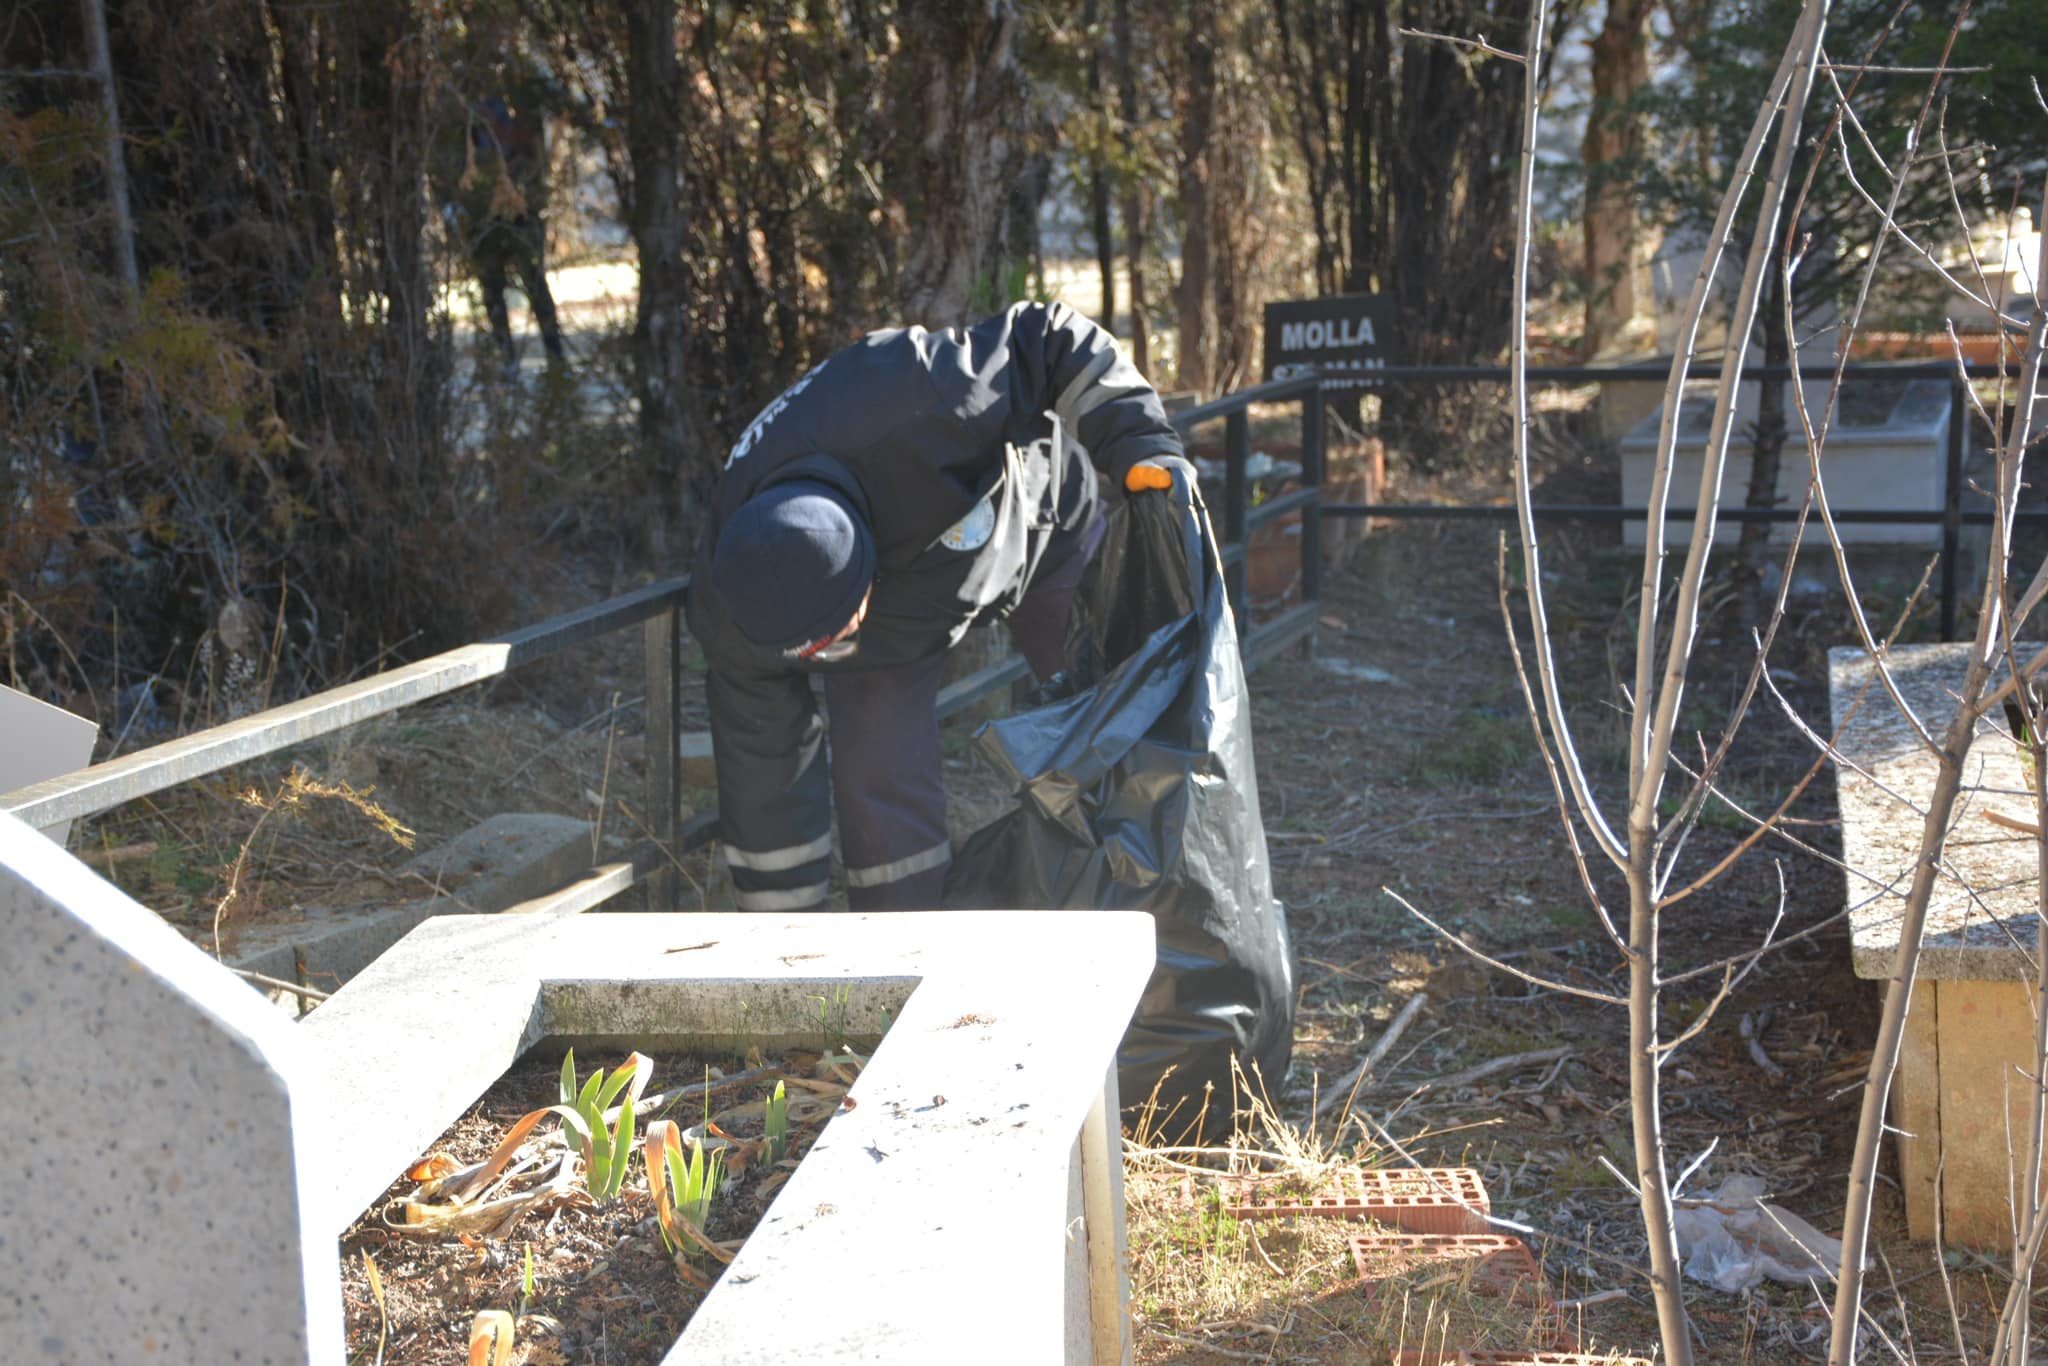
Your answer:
[1008,301,1184,485]
[704,664,834,911]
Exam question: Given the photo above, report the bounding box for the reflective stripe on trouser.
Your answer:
[824,653,951,911]
[732,880,832,911]
[724,834,833,911]
[723,832,834,872]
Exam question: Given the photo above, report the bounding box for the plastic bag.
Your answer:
[1672,1174,1846,1293]
[945,459,1296,1125]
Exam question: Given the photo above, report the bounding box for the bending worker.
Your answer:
[685,301,1186,911]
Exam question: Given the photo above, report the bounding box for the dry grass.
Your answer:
[1123,1073,1586,1365]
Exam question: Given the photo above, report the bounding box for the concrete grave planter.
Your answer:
[1,812,1152,1364]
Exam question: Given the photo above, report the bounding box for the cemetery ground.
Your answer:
[335,1048,855,1364]
[67,431,2027,1364]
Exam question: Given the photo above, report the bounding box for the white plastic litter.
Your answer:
[1672,1174,1845,1293]
[1315,657,1407,686]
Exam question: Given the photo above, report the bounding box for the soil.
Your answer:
[336,1049,844,1365]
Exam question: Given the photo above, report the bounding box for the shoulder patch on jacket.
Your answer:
[939,488,998,551]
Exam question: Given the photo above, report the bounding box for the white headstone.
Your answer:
[0,812,342,1363]
[0,684,99,845]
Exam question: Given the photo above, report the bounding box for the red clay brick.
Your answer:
[1222,1166,1492,1233]
[1349,1232,1547,1305]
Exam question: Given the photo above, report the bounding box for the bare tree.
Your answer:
[1426,0,1848,1358]
[1826,180,2048,1366]
[1480,0,2048,1359]
[79,0,139,303]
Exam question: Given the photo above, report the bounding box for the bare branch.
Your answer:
[1827,112,2029,326]
[1314,991,1429,1120]
[1498,536,1627,953]
[1651,868,1785,1061]
[1395,27,1527,63]
[1384,888,1628,1007]
[1673,1138,1719,1199]
[1597,1153,1644,1198]
[1764,668,1930,816]
[1653,469,1821,867]
[1822,62,1990,74]
[1634,9,1830,846]
[1396,1046,1572,1095]
[1661,562,1934,910]
[1504,0,1631,871]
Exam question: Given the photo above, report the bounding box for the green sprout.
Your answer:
[548,1049,652,1204]
[669,1134,724,1234]
[645,1119,726,1258]
[811,983,856,1047]
[763,1080,789,1166]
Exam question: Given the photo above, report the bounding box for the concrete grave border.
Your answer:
[2,811,1152,1364]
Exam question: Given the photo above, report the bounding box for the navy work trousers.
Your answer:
[822,529,1098,910]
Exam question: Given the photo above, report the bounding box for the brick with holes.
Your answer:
[1223,1166,1491,1233]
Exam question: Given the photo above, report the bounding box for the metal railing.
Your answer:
[2,372,1332,917]
[1317,359,2024,641]
[1169,373,1327,666]
[0,575,706,906]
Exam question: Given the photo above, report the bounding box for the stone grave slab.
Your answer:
[227,810,593,993]
[1831,642,2044,1247]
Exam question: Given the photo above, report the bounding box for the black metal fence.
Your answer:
[1172,372,1328,663]
[1309,359,2028,641]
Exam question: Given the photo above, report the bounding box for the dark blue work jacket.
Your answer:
[684,301,1183,909]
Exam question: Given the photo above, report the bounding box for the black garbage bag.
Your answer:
[945,458,1295,1124]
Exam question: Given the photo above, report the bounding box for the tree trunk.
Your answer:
[897,0,1027,327]
[1085,0,1115,327]
[1272,0,1340,294]
[1114,0,1149,372]
[267,0,339,294]
[355,0,439,484]
[626,0,694,553]
[1176,0,1215,394]
[1341,0,1367,285]
[1737,261,1790,623]
[79,0,140,304]
[1581,0,1654,358]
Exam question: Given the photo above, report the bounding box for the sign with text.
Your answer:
[1262,294,1395,389]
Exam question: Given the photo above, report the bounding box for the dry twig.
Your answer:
[1315,991,1428,1118]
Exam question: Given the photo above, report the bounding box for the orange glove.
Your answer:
[1124,462,1173,493]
